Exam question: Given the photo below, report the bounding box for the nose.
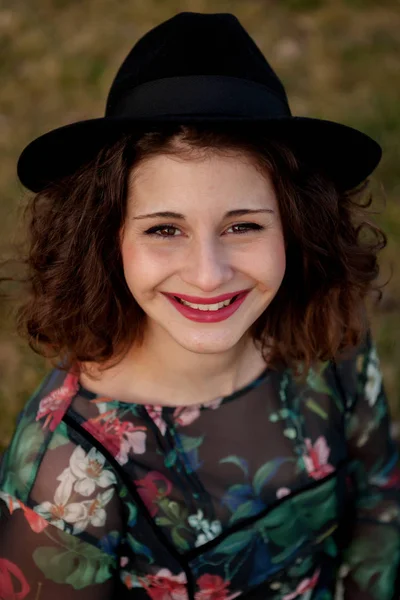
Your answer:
[181,236,234,292]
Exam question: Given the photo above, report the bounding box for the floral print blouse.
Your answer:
[1,330,400,600]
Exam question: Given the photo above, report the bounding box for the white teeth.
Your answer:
[179,298,233,311]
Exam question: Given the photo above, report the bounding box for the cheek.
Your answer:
[121,240,176,290]
[249,236,286,285]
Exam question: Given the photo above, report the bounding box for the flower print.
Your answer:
[364,346,382,407]
[282,568,320,600]
[0,492,48,533]
[276,487,291,499]
[72,488,115,535]
[139,569,188,600]
[173,405,201,427]
[68,446,116,496]
[34,468,86,531]
[21,505,49,533]
[117,423,147,464]
[145,405,167,435]
[83,412,121,456]
[188,509,222,547]
[134,471,173,517]
[202,397,224,411]
[370,465,400,489]
[195,574,241,600]
[35,372,79,431]
[0,558,30,600]
[83,414,147,465]
[303,436,335,480]
[173,397,224,427]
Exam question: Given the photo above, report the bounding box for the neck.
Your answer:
[85,325,268,407]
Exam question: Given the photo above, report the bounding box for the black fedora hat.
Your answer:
[17,12,381,193]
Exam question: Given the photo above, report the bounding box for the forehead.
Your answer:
[127,151,277,213]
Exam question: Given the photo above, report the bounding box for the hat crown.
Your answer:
[106,12,289,116]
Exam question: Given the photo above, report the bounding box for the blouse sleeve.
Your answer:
[0,412,123,600]
[336,331,400,600]
[0,493,117,600]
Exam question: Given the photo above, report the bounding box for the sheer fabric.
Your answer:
[1,331,399,599]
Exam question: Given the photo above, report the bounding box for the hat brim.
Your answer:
[17,115,381,193]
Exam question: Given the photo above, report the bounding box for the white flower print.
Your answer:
[69,446,116,496]
[364,345,382,407]
[72,488,115,535]
[35,469,86,531]
[188,509,222,547]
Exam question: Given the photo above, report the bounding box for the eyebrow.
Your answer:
[133,209,274,220]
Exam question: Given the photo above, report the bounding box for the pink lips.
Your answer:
[162,289,250,323]
[168,289,249,304]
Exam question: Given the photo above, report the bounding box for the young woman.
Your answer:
[0,11,399,600]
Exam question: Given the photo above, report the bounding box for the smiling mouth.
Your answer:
[173,295,239,312]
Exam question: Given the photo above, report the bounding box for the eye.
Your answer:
[144,224,182,238]
[225,222,265,234]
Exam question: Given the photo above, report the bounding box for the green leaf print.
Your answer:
[164,449,177,468]
[158,497,188,526]
[155,516,173,526]
[214,529,253,555]
[2,418,45,498]
[292,477,337,532]
[48,421,70,450]
[219,456,249,477]
[229,500,262,524]
[255,476,338,552]
[127,533,154,563]
[344,529,400,599]
[179,434,204,453]
[261,504,304,549]
[253,458,292,495]
[305,398,328,420]
[33,532,115,589]
[306,365,332,396]
[286,554,314,577]
[171,528,190,550]
[126,501,137,526]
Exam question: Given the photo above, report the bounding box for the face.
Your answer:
[120,150,286,356]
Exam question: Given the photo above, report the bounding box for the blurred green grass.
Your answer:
[0,0,399,451]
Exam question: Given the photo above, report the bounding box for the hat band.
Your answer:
[106,75,292,119]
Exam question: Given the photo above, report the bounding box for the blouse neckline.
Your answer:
[76,365,271,413]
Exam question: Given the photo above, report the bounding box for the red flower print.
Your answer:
[21,505,48,534]
[370,465,400,489]
[134,472,173,517]
[36,372,79,431]
[83,414,147,465]
[195,574,241,600]
[139,569,188,600]
[83,413,122,457]
[0,558,30,600]
[282,568,320,599]
[0,492,48,534]
[303,437,335,480]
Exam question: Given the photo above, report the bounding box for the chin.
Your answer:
[169,330,247,355]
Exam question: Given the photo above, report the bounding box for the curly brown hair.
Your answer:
[0,124,387,377]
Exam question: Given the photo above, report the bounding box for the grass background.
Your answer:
[0,0,399,451]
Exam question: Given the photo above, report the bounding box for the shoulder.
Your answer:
[331,330,381,409]
[0,368,79,502]
[0,368,123,544]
